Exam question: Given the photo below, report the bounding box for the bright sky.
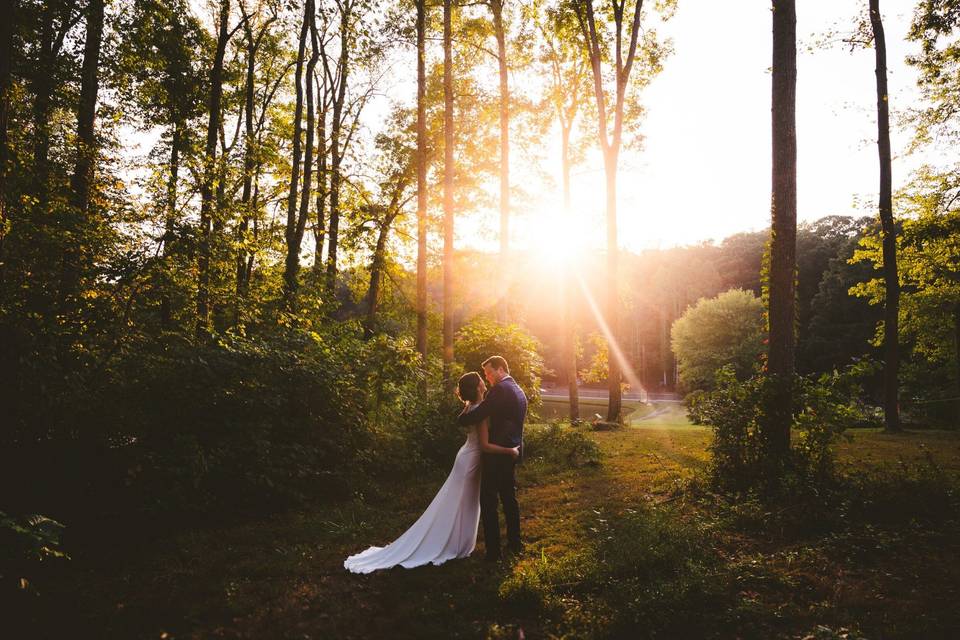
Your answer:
[512,1,925,253]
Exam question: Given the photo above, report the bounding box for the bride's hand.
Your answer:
[510,446,520,460]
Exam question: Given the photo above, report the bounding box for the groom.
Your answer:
[458,355,527,561]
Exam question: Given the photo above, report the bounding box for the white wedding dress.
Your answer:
[344,410,482,574]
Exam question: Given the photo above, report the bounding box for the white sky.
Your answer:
[509,0,926,253]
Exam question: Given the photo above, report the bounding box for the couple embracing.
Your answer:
[344,356,528,573]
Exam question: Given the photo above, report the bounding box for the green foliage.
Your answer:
[455,317,545,407]
[688,365,874,493]
[108,327,428,513]
[850,167,960,425]
[522,422,602,471]
[579,332,608,386]
[0,511,69,598]
[499,504,731,638]
[907,0,960,146]
[670,288,764,392]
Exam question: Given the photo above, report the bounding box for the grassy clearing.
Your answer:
[21,416,960,639]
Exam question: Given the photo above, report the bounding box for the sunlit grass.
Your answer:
[51,422,960,639]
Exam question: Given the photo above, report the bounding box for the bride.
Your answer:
[344,371,520,574]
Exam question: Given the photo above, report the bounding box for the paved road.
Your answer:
[540,389,682,403]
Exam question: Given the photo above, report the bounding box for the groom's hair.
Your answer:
[457,371,483,402]
[482,355,509,374]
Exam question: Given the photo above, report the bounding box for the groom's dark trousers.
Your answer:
[480,453,520,557]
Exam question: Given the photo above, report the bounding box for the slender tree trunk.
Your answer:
[764,0,798,459]
[197,0,230,338]
[416,0,428,370]
[365,214,396,339]
[284,1,308,309]
[32,6,55,209]
[0,0,17,266]
[59,0,104,320]
[69,0,103,218]
[492,0,509,322]
[442,0,455,380]
[313,72,327,275]
[603,148,621,422]
[325,5,350,296]
[579,0,645,424]
[561,123,579,421]
[954,305,960,424]
[236,20,257,327]
[869,0,900,432]
[284,0,318,308]
[160,122,181,329]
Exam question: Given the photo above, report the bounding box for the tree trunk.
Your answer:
[283,0,309,309]
[236,18,257,327]
[161,122,181,329]
[561,123,579,422]
[284,0,318,309]
[365,215,396,339]
[0,0,18,266]
[604,148,621,423]
[869,0,900,432]
[442,0,455,380]
[59,0,105,319]
[416,0,428,370]
[69,0,103,218]
[196,0,230,338]
[325,5,351,296]
[764,0,798,459]
[32,5,56,209]
[492,0,509,322]
[954,304,960,424]
[313,71,327,275]
[578,0,645,424]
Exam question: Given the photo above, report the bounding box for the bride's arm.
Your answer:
[478,419,520,459]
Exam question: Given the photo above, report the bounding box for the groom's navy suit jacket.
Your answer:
[458,375,527,451]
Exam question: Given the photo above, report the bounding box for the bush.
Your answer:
[689,365,870,493]
[0,510,69,608]
[671,289,765,392]
[455,317,545,408]
[522,422,603,470]
[499,504,732,638]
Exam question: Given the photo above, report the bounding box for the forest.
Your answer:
[1,0,959,637]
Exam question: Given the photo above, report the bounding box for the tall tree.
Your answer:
[283,0,310,309]
[323,0,351,295]
[576,0,666,422]
[538,0,588,421]
[196,0,232,337]
[32,0,80,209]
[442,0,455,379]
[235,0,279,326]
[764,0,798,459]
[0,0,17,257]
[869,0,900,432]
[283,0,319,308]
[59,0,105,322]
[490,0,510,322]
[415,0,428,369]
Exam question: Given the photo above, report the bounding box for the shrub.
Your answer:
[455,318,545,408]
[499,505,732,638]
[690,365,869,493]
[671,289,765,392]
[522,422,603,470]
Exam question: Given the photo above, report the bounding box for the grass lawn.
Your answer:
[31,409,960,639]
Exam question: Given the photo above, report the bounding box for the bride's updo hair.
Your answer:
[457,371,482,403]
